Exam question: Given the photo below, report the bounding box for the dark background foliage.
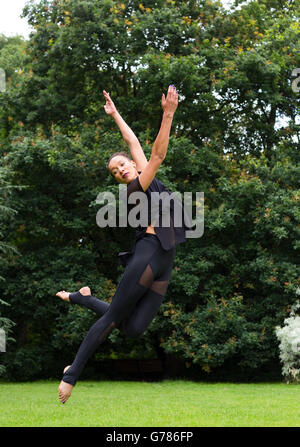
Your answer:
[0,0,299,381]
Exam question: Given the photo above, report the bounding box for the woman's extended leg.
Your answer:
[59,236,174,401]
[69,288,110,316]
[56,287,110,316]
[67,288,125,333]
[58,285,167,337]
[120,262,173,337]
[57,284,164,335]
[59,284,168,337]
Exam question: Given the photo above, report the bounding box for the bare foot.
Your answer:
[56,287,91,303]
[58,366,73,404]
[56,290,70,302]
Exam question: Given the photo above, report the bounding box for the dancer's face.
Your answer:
[108,155,138,184]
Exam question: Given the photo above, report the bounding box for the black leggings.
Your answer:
[62,234,175,386]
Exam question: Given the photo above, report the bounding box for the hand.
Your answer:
[103,90,117,116]
[161,85,178,115]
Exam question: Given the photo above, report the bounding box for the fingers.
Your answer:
[166,85,178,105]
[168,84,178,96]
[166,85,178,101]
[103,90,111,101]
[161,85,178,113]
[103,90,111,100]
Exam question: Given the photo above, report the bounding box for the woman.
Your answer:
[56,85,189,403]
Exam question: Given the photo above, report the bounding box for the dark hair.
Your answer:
[106,151,132,173]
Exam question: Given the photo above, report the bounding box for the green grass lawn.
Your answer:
[0,380,300,427]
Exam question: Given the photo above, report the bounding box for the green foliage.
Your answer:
[0,166,23,375]
[0,298,16,376]
[0,0,299,380]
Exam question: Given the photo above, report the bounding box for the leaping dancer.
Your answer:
[56,85,190,403]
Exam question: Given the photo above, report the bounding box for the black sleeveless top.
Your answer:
[118,172,191,266]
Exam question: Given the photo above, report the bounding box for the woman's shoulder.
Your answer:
[127,176,142,195]
[150,176,172,193]
[139,171,168,191]
[128,172,170,195]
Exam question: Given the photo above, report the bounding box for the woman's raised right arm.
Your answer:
[138,85,178,192]
[103,90,148,172]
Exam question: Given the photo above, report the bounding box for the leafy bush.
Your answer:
[275,288,300,383]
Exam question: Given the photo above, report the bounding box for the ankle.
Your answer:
[79,286,91,296]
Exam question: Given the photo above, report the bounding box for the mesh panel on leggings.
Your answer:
[138,264,154,289]
[150,280,169,297]
[98,322,115,343]
[138,264,169,296]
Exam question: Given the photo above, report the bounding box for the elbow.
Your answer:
[151,152,165,163]
[149,153,165,169]
[151,145,166,161]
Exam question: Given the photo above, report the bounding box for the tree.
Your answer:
[0,0,299,380]
[0,166,21,375]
